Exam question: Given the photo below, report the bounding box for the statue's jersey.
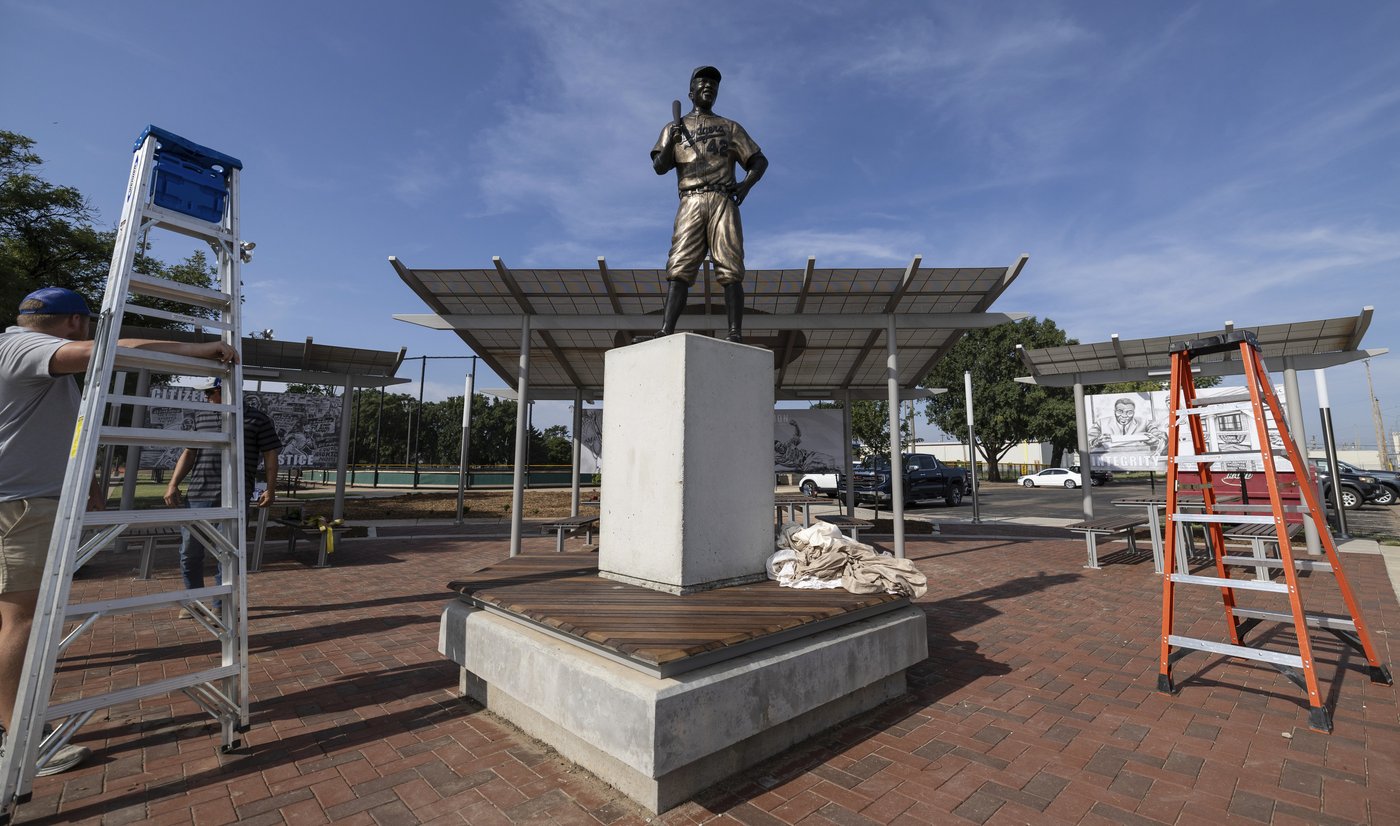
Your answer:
[652,111,761,192]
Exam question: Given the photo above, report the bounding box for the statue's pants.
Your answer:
[665,191,745,285]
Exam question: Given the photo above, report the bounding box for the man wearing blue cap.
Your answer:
[0,287,238,774]
[652,65,768,343]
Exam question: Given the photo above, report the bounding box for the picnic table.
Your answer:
[1066,513,1149,570]
[541,514,599,553]
[812,514,874,542]
[774,493,827,526]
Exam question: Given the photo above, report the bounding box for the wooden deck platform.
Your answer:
[447,553,908,677]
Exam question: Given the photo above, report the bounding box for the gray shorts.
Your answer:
[0,497,58,593]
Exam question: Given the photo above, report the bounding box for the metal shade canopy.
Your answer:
[1015,307,1386,387]
[391,254,1029,400]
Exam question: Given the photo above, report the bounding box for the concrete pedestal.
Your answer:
[440,599,928,813]
[599,333,775,594]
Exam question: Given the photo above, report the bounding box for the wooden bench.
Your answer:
[1222,521,1306,581]
[1067,513,1148,569]
[277,517,349,568]
[541,514,599,553]
[813,514,874,542]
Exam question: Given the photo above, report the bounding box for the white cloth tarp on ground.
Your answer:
[768,522,927,598]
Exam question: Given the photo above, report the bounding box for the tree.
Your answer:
[1,131,113,314]
[922,318,1078,481]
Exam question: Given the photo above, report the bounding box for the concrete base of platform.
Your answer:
[439,599,927,813]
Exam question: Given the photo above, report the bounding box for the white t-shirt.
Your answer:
[0,327,80,501]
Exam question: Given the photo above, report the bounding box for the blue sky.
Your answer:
[4,0,1398,452]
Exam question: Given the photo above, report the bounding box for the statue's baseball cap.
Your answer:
[18,287,94,317]
[691,66,721,83]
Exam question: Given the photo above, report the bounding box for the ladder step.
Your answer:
[140,202,236,243]
[67,585,232,619]
[1171,513,1276,525]
[45,665,240,722]
[128,272,231,311]
[98,426,232,449]
[1174,451,1260,464]
[122,302,232,332]
[1166,635,1304,668]
[83,507,243,527]
[1231,607,1355,631]
[113,346,228,377]
[106,394,235,414]
[1220,555,1333,572]
[1188,393,1255,407]
[1169,573,1290,593]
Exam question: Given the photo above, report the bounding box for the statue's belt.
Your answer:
[679,184,735,198]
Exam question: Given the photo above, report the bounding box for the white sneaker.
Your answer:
[178,608,193,619]
[36,744,90,776]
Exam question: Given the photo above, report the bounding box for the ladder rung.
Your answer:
[113,346,228,377]
[128,273,231,311]
[122,302,232,332]
[1174,452,1260,464]
[140,202,236,243]
[1169,573,1290,593]
[106,394,235,414]
[83,507,243,527]
[45,665,240,722]
[1220,555,1333,572]
[1170,513,1276,525]
[98,426,232,448]
[1166,635,1303,668]
[1187,393,1255,407]
[1230,607,1355,631]
[67,585,233,619]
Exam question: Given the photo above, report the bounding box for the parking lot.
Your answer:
[808,477,1400,543]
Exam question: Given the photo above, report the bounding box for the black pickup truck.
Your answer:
[837,453,969,507]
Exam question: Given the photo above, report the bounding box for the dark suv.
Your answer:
[1069,465,1114,486]
[1330,459,1399,506]
[1308,459,1384,509]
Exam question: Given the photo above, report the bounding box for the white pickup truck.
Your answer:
[796,472,841,497]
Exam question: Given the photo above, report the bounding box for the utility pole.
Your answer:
[1365,360,1392,470]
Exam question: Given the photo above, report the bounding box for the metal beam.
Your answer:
[392,311,1026,331]
[775,257,816,389]
[494,257,586,389]
[908,254,1029,382]
[1016,347,1389,387]
[1345,306,1374,352]
[390,256,509,385]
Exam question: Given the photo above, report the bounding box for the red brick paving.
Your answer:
[12,530,1399,824]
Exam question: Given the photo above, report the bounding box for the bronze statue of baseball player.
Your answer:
[651,65,768,342]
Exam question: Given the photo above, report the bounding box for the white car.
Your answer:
[1018,468,1081,488]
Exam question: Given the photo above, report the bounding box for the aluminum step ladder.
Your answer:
[0,126,250,822]
[1156,331,1391,733]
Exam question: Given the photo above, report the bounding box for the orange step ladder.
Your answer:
[1157,331,1391,732]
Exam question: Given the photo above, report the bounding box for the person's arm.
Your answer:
[652,123,678,175]
[732,152,767,206]
[163,448,197,506]
[257,449,278,507]
[50,338,238,377]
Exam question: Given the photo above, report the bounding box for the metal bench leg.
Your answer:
[137,536,155,580]
[1085,533,1102,570]
[1126,529,1139,555]
[1252,537,1269,581]
[556,527,565,553]
[249,507,268,573]
[316,532,330,568]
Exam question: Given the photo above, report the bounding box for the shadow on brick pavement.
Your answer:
[14,519,1400,825]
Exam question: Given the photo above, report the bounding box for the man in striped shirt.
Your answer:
[163,378,281,594]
